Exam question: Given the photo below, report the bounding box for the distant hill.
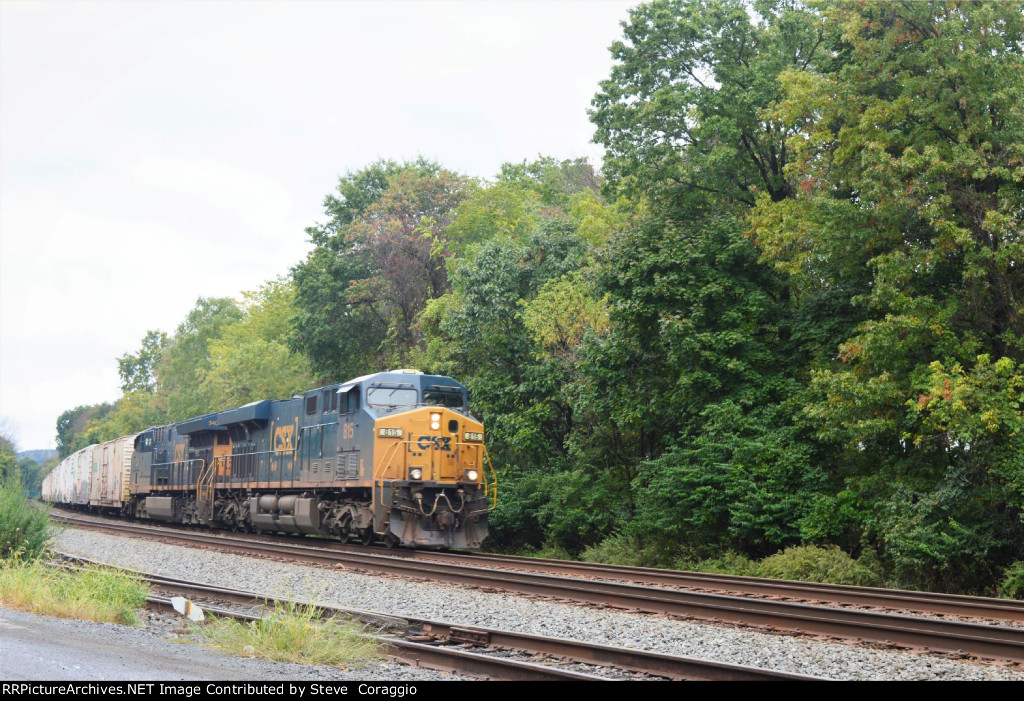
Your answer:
[17,449,57,464]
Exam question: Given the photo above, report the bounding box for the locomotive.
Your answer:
[42,370,496,549]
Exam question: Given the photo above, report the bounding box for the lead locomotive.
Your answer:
[44,371,496,549]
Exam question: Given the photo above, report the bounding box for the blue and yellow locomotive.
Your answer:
[127,370,496,548]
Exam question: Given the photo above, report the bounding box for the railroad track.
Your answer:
[52,507,1024,623]
[53,512,1024,663]
[388,550,1024,623]
[60,555,816,681]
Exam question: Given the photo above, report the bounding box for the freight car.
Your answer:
[45,370,496,549]
[42,435,135,511]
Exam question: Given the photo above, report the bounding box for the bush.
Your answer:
[581,533,644,566]
[0,480,52,561]
[678,551,762,577]
[526,540,577,561]
[998,562,1024,600]
[759,544,883,586]
[0,561,149,625]
[195,600,380,667]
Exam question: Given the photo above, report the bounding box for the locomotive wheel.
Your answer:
[359,527,374,545]
[383,533,400,549]
[337,530,350,544]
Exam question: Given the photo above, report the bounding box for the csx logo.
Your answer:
[417,436,452,452]
[273,425,295,452]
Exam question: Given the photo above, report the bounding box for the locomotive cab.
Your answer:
[366,372,494,548]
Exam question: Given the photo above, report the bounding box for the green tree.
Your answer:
[419,217,602,551]
[16,457,45,497]
[55,404,114,458]
[590,0,827,205]
[584,0,834,558]
[752,0,1024,590]
[117,330,169,394]
[0,427,16,486]
[292,160,475,378]
[497,157,602,208]
[160,297,243,421]
[203,277,314,406]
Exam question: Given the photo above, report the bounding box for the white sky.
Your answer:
[0,0,637,450]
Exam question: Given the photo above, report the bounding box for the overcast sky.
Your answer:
[0,0,636,450]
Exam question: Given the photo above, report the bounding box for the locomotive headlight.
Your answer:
[465,469,479,482]
[464,432,483,442]
[409,467,423,481]
[430,412,441,430]
[430,413,441,422]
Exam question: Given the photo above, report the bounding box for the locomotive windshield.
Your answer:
[367,386,418,409]
[423,390,464,408]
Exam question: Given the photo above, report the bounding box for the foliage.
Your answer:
[758,544,883,587]
[590,0,826,204]
[999,562,1024,601]
[420,226,591,460]
[521,270,610,363]
[0,424,15,456]
[117,330,168,394]
[497,156,602,209]
[678,551,761,578]
[195,600,380,667]
[203,277,314,406]
[48,0,1024,594]
[0,448,14,486]
[291,159,476,378]
[0,561,149,625]
[56,404,114,458]
[0,476,52,561]
[580,532,645,567]
[636,401,825,558]
[749,0,1024,593]
[15,456,50,498]
[58,279,314,450]
[445,182,542,253]
[160,297,244,421]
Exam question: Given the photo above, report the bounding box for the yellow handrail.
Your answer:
[195,457,217,506]
[374,438,406,507]
[481,444,499,512]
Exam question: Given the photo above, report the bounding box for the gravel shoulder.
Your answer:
[0,604,462,681]
[54,528,1024,681]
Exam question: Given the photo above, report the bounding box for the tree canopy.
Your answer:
[52,0,1024,594]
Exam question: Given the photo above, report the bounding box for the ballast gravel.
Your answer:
[56,529,1024,681]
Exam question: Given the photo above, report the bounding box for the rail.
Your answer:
[53,517,1024,664]
[56,553,819,680]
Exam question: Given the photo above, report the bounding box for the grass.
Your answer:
[193,599,382,668]
[0,560,150,625]
[0,481,53,561]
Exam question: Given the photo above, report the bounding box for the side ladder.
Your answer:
[195,458,217,525]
